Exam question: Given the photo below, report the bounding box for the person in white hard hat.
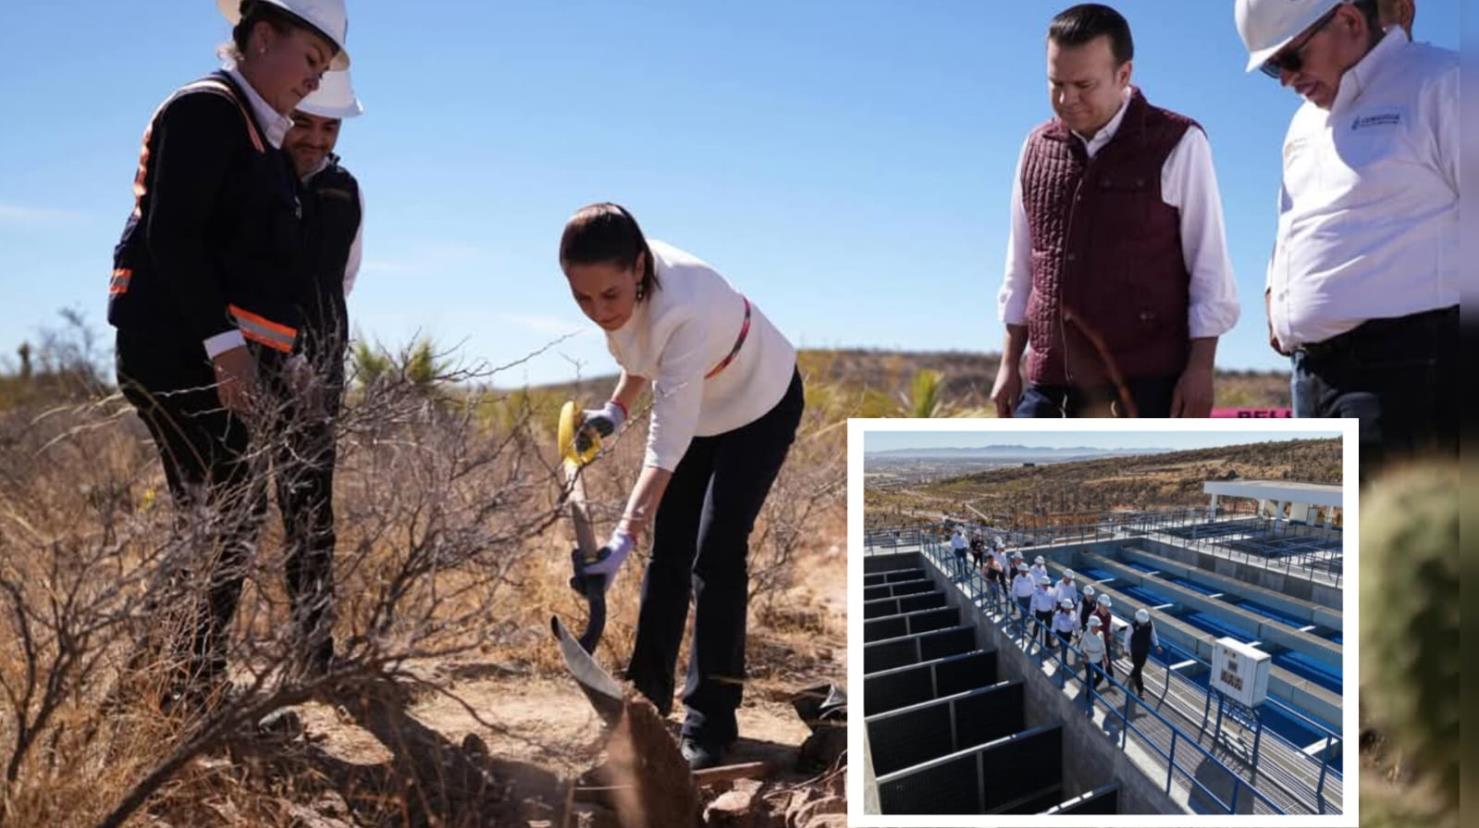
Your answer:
[108,0,349,713]
[1030,555,1049,583]
[264,67,364,677]
[990,3,1239,419]
[1054,569,1080,610]
[1093,592,1117,684]
[1032,575,1058,647]
[559,203,802,770]
[1079,584,1097,630]
[1081,616,1109,693]
[1236,0,1456,482]
[1052,598,1079,665]
[984,547,1007,605]
[1012,562,1036,623]
[1123,608,1164,698]
[950,527,970,582]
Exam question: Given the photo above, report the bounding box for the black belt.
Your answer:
[1295,305,1456,361]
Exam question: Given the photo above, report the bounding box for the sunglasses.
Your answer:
[1260,4,1342,78]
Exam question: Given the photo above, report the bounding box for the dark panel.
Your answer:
[995,785,1064,815]
[919,627,976,661]
[863,665,937,716]
[891,580,935,597]
[878,754,981,814]
[864,638,918,674]
[935,652,997,696]
[886,569,927,582]
[864,553,925,575]
[864,598,900,619]
[865,616,909,642]
[865,585,890,602]
[980,727,1062,812]
[867,703,954,775]
[864,574,889,587]
[907,607,958,635]
[898,592,947,613]
[953,684,1024,749]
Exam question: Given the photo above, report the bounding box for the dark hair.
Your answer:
[559,203,659,300]
[1048,4,1134,66]
[1352,0,1384,47]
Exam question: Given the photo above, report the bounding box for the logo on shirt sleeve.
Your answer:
[1351,110,1403,131]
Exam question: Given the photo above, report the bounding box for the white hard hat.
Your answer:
[1084,585,1096,596]
[219,0,352,70]
[297,69,363,119]
[1038,575,1051,585]
[1063,569,1075,580]
[1097,594,1112,606]
[1234,0,1345,73]
[1088,616,1102,628]
[1035,556,1045,564]
[1018,563,1029,572]
[1135,608,1151,623]
[1060,599,1073,609]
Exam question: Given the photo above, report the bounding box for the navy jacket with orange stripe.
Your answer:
[108,72,309,354]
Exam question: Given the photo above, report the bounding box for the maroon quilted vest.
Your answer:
[1021,88,1196,387]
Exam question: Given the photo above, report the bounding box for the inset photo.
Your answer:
[847,419,1357,826]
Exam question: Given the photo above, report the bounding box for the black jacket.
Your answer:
[109,72,309,354]
[298,157,361,362]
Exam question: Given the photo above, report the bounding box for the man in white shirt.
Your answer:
[1237,0,1457,480]
[992,3,1239,418]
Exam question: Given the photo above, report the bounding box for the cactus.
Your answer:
[1359,462,1458,810]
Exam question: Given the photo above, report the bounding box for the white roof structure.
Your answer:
[1203,480,1342,508]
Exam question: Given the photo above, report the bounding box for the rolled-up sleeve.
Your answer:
[1163,127,1240,339]
[998,136,1034,326]
[644,318,707,471]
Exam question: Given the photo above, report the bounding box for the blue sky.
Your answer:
[0,1,1461,387]
[864,430,1340,453]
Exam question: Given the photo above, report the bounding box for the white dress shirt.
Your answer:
[1267,29,1459,347]
[1054,580,1079,607]
[1012,574,1035,598]
[606,240,796,471]
[1032,587,1058,613]
[998,86,1241,340]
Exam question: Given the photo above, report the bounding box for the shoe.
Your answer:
[680,736,727,771]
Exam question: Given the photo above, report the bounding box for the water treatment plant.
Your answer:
[859,479,1346,817]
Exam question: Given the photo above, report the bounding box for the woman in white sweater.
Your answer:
[559,203,804,769]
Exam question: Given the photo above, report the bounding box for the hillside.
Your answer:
[866,437,1341,526]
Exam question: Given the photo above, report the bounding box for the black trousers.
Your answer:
[117,330,266,690]
[1015,375,1178,418]
[272,357,343,672]
[626,369,804,745]
[1291,306,1457,485]
[1129,651,1150,696]
[1035,609,1054,645]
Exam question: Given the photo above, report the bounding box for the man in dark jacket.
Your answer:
[277,68,364,676]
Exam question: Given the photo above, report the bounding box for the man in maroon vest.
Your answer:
[991,4,1240,418]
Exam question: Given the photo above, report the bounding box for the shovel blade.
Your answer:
[551,615,626,726]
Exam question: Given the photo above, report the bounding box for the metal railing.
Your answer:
[911,536,1342,816]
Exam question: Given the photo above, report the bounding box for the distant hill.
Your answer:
[866,437,1341,526]
[866,445,1172,459]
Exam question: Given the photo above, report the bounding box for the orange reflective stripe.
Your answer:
[129,78,265,217]
[704,296,752,380]
[108,268,133,295]
[227,304,296,352]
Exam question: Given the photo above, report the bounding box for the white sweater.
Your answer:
[606,240,796,471]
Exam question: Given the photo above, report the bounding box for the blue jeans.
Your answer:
[1291,306,1457,485]
[1015,375,1178,418]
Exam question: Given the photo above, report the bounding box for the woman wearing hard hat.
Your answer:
[1093,592,1118,685]
[271,67,364,677]
[107,0,349,710]
[1052,598,1079,666]
[1123,608,1164,698]
[1081,616,1109,694]
[559,203,803,770]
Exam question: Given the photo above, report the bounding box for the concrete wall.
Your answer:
[1117,546,1342,631]
[1128,537,1341,611]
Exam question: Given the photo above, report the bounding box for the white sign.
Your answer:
[1210,637,1271,707]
